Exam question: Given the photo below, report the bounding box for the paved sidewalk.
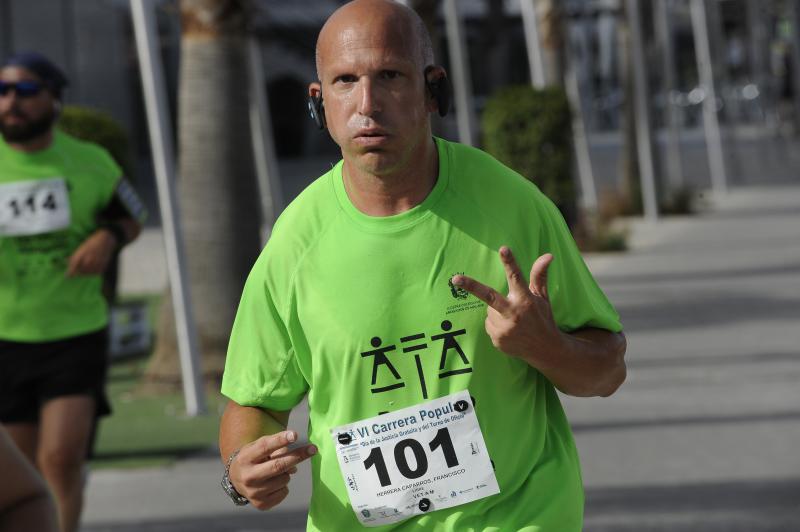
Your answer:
[565,186,800,531]
[83,185,800,531]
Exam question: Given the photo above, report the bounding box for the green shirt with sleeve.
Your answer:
[0,130,121,341]
[222,138,622,531]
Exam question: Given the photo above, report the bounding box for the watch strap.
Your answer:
[222,448,250,506]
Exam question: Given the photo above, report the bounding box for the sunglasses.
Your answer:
[0,80,44,98]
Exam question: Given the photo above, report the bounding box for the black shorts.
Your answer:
[0,328,112,424]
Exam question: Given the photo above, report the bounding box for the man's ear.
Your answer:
[424,66,450,117]
[308,82,321,100]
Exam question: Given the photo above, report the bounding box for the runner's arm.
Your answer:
[219,400,290,461]
[66,179,144,276]
[95,177,146,248]
[219,401,316,511]
[540,327,627,397]
[453,248,627,398]
[65,218,141,276]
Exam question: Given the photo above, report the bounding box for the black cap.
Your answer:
[2,51,69,98]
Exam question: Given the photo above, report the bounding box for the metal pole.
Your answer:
[443,0,477,146]
[520,0,547,89]
[690,0,728,195]
[625,0,660,221]
[247,36,283,245]
[788,0,800,131]
[655,0,684,189]
[130,0,206,416]
[746,0,769,120]
[564,28,598,212]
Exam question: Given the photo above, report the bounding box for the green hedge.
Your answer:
[482,85,576,225]
[58,105,132,178]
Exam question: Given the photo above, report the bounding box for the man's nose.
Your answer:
[357,78,381,117]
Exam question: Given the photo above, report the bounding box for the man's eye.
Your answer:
[381,71,400,80]
[335,75,357,84]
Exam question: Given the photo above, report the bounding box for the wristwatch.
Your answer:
[221,449,250,506]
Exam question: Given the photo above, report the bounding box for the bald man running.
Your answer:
[219,1,626,530]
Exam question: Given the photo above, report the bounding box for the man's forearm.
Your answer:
[529,328,627,398]
[219,401,290,462]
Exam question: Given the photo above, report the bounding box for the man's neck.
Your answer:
[342,137,439,217]
[7,129,54,153]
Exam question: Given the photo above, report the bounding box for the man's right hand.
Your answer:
[228,430,317,510]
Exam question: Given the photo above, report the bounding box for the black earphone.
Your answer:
[425,66,451,119]
[307,69,451,130]
[308,92,326,129]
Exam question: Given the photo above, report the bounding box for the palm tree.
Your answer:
[534,0,566,87]
[143,0,261,389]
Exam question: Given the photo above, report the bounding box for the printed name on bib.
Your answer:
[0,178,71,236]
[331,390,500,527]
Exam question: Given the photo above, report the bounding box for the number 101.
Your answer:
[363,428,459,487]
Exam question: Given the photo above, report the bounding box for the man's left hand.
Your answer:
[451,246,563,365]
[66,230,116,277]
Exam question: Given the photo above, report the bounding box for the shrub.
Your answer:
[58,105,132,178]
[482,85,576,226]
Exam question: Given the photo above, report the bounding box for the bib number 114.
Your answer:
[363,427,458,487]
[7,192,58,218]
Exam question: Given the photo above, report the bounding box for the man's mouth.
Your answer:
[1,112,28,124]
[355,128,388,138]
[353,129,390,148]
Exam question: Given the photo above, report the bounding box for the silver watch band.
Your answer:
[222,448,249,506]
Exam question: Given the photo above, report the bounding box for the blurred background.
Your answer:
[2,0,797,531]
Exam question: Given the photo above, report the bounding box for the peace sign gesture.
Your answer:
[451,246,563,364]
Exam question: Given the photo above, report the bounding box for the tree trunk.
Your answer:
[618,2,642,214]
[535,0,565,87]
[142,0,261,391]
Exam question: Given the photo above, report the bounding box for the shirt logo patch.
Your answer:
[448,272,469,300]
[446,274,484,316]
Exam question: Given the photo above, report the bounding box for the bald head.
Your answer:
[315,0,434,80]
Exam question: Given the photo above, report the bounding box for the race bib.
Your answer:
[331,390,500,527]
[0,178,71,236]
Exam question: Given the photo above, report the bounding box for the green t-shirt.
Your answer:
[222,138,622,531]
[0,130,121,341]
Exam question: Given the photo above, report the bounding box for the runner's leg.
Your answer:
[4,422,39,464]
[37,395,96,532]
